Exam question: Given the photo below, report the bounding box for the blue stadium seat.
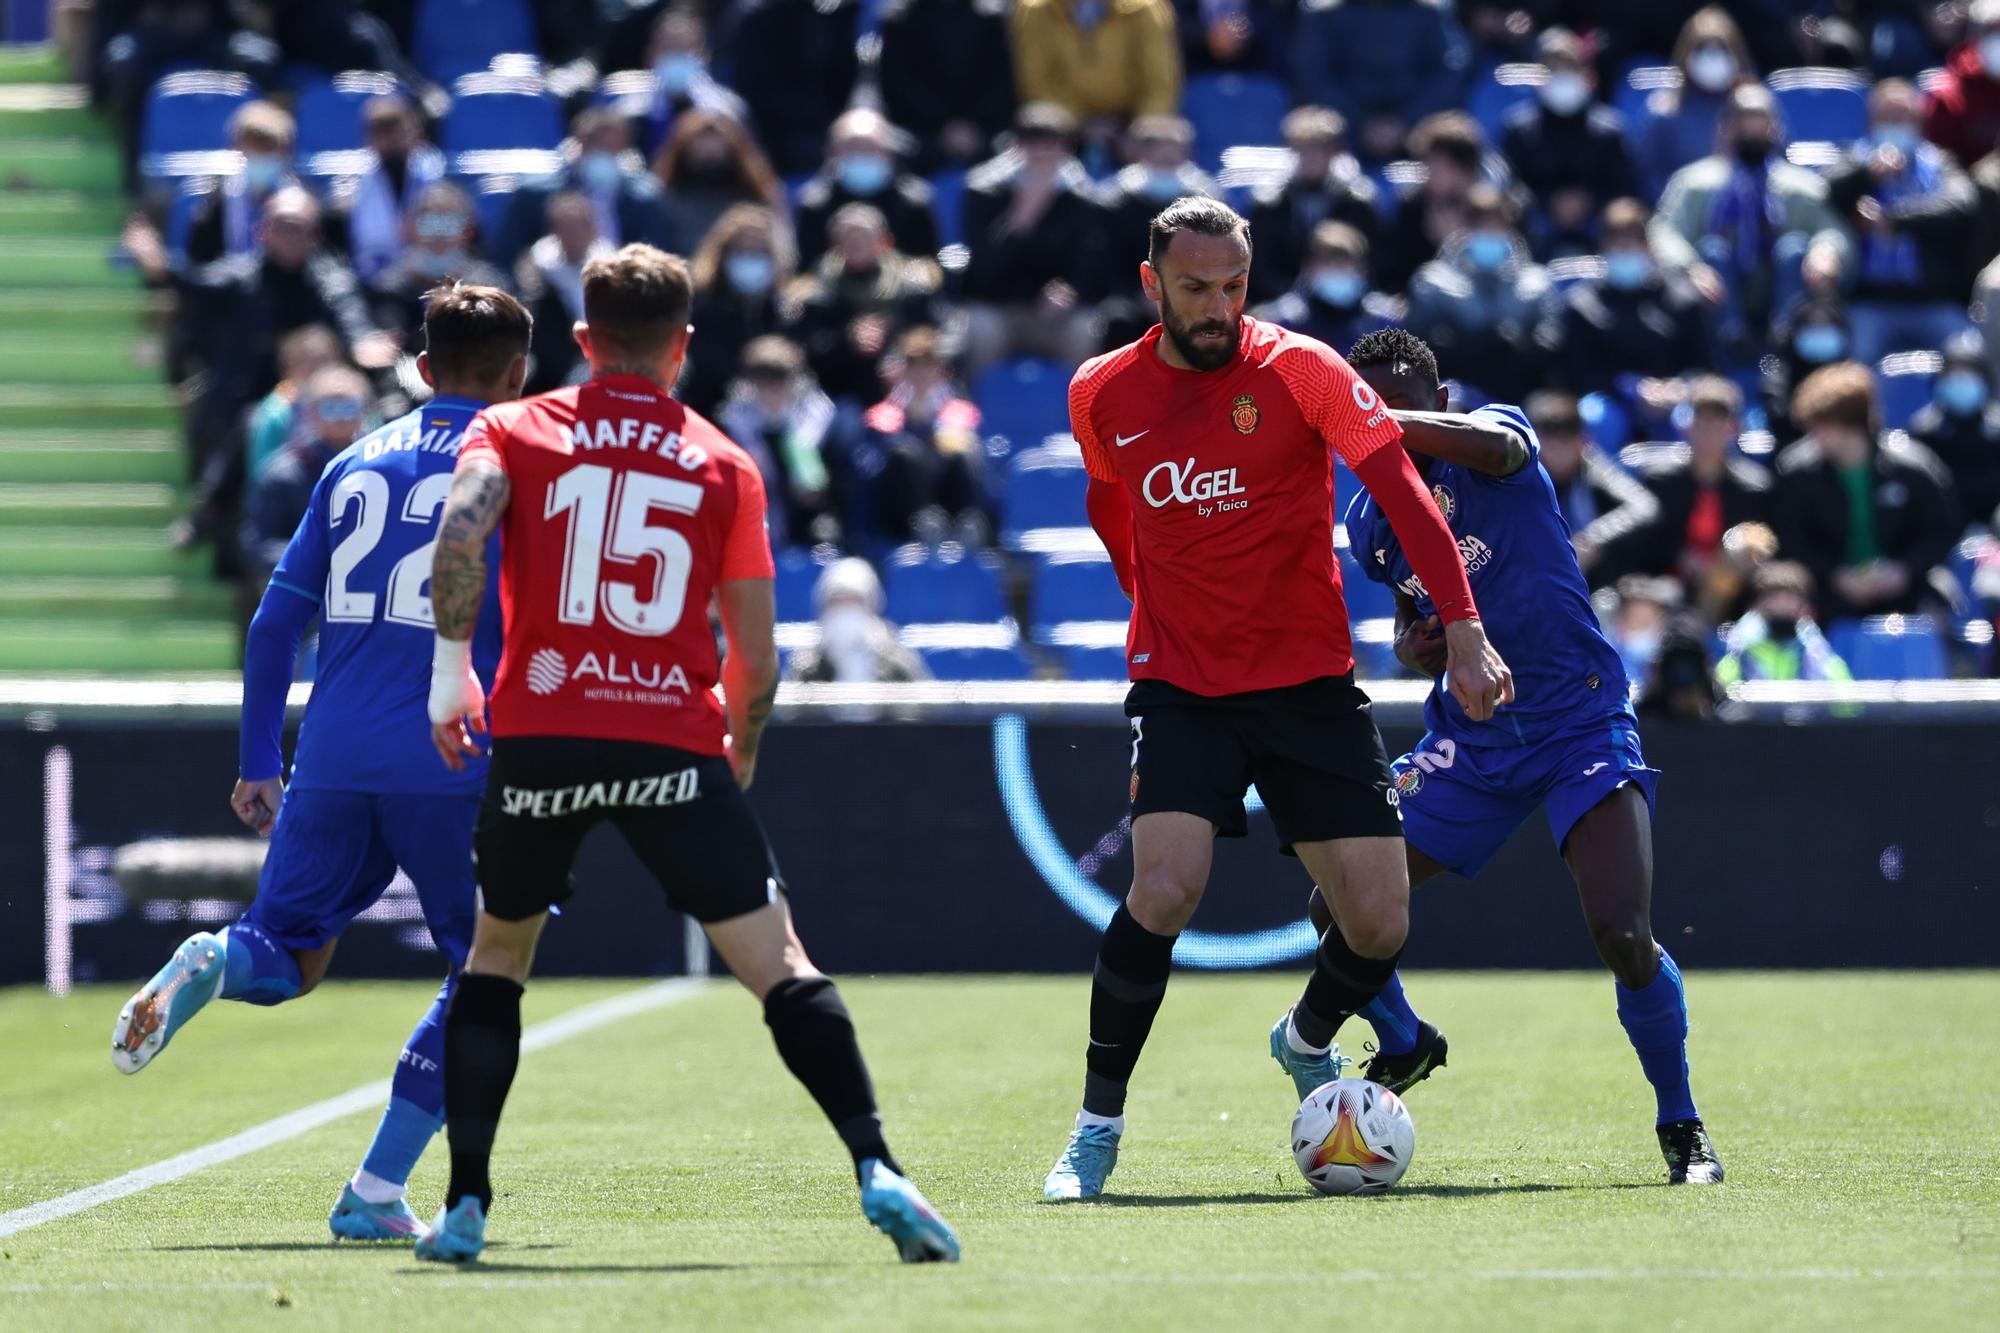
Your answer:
[882,544,1007,623]
[1338,552,1400,623]
[774,547,832,623]
[1031,552,1127,633]
[1827,614,1948,680]
[294,71,399,161]
[1182,73,1290,173]
[918,644,1033,680]
[929,168,967,251]
[1470,63,1547,141]
[1877,352,1941,432]
[442,74,563,157]
[140,71,255,182]
[1059,642,1130,680]
[1769,67,1870,146]
[1350,618,1404,679]
[1614,64,1680,128]
[974,357,1070,450]
[412,0,538,84]
[1580,390,1632,454]
[1003,454,1090,540]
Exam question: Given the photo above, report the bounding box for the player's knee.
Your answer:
[1128,868,1204,933]
[1337,902,1407,960]
[1589,914,1657,987]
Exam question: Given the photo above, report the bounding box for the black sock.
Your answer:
[1082,902,1178,1117]
[1294,926,1402,1050]
[443,971,524,1211]
[764,975,900,1182]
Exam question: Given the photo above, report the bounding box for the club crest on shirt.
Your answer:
[1230,394,1259,434]
[1395,767,1423,798]
[1431,483,1455,523]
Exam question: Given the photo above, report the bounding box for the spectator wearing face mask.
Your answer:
[1100,115,1219,279]
[878,0,1017,174]
[1250,221,1398,352]
[684,204,797,416]
[516,191,614,394]
[652,108,788,257]
[863,326,990,545]
[185,101,301,266]
[1523,389,1660,587]
[1715,561,1852,686]
[634,7,747,158]
[1246,106,1381,304]
[1773,361,1959,622]
[1826,78,1979,363]
[496,109,669,269]
[718,336,845,548]
[239,365,373,614]
[368,182,509,349]
[1377,112,1502,295]
[1635,6,1757,201]
[1606,574,1682,686]
[793,108,941,264]
[1650,83,1853,345]
[1405,184,1558,404]
[1636,613,1721,722]
[1762,295,1855,442]
[1288,0,1468,167]
[1924,0,2000,167]
[1500,28,1641,260]
[1609,376,1773,587]
[783,202,945,403]
[1561,199,1712,405]
[1906,332,2000,524]
[787,558,929,683]
[335,95,446,285]
[243,323,342,481]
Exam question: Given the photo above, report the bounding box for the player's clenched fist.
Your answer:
[428,636,488,772]
[1443,618,1515,722]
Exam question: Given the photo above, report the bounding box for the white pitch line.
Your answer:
[0,978,705,1240]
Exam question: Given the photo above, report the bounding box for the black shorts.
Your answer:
[474,736,780,924]
[1125,674,1403,854]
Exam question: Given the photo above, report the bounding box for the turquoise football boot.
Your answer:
[1269,1010,1348,1102]
[859,1159,961,1262]
[328,1184,423,1241]
[111,932,227,1074]
[1042,1122,1120,1201]
[414,1197,487,1263]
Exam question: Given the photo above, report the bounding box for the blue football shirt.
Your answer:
[267,396,503,794]
[1347,403,1632,748]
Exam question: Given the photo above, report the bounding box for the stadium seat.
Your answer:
[442,74,563,158]
[1580,390,1632,454]
[1031,551,1127,634]
[1059,642,1130,680]
[929,168,968,251]
[1470,63,1548,141]
[1350,617,1404,679]
[1768,68,1870,146]
[294,71,399,161]
[1614,64,1680,128]
[774,547,833,622]
[917,643,1034,680]
[882,544,1007,623]
[139,70,255,182]
[974,357,1070,451]
[592,68,655,117]
[1877,352,1942,432]
[412,0,538,84]
[1182,73,1290,172]
[1827,614,1948,680]
[1002,454,1090,541]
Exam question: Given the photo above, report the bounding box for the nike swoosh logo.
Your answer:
[1087,1038,1121,1048]
[1114,431,1148,447]
[1583,762,1609,777]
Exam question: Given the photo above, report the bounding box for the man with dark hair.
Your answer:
[1610,375,1772,586]
[1335,326,1723,1185]
[1044,196,1513,1200]
[1246,105,1381,303]
[1522,389,1660,587]
[419,244,958,1264]
[112,284,533,1240]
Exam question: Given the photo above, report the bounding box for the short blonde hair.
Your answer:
[1791,361,1877,436]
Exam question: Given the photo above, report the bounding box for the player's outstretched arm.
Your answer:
[1387,409,1530,477]
[428,457,510,770]
[716,578,780,791]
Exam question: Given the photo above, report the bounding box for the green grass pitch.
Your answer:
[4,972,1998,1330]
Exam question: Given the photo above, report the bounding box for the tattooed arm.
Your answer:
[428,455,511,769]
[714,577,779,791]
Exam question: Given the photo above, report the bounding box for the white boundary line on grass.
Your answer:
[0,978,705,1240]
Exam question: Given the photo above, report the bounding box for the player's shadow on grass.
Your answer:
[1095,1191,1318,1208]
[153,1242,561,1254]
[1096,1180,1658,1207]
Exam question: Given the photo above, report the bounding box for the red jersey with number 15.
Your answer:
[1070,317,1404,696]
[455,373,774,755]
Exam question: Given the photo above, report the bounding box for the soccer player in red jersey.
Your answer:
[417,245,959,1263]
[1043,198,1514,1200]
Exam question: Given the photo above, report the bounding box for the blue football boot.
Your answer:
[859,1159,961,1262]
[414,1197,487,1263]
[1042,1122,1121,1201]
[111,932,227,1074]
[1269,1010,1348,1102]
[329,1184,423,1241]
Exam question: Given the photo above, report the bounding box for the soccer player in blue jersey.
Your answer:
[1301,328,1721,1184]
[109,284,531,1234]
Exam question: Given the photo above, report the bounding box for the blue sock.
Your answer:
[358,978,451,1191]
[1615,947,1699,1125]
[1359,970,1421,1056]
[217,921,302,1007]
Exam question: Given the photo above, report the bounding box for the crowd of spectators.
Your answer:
[93,0,2000,681]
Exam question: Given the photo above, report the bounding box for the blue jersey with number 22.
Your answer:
[268,396,503,795]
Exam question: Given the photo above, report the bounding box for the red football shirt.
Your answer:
[1070,317,1405,696]
[456,373,774,755]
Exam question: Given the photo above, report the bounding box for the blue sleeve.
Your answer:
[1343,493,1394,584]
[1470,403,1543,485]
[239,582,316,780]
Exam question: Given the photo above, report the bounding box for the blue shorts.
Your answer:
[1389,715,1659,878]
[239,789,480,966]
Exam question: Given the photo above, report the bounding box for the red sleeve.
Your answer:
[1268,338,1405,469]
[1068,359,1121,483]
[1086,476,1135,597]
[1352,445,1479,625]
[718,457,775,581]
[455,405,509,475]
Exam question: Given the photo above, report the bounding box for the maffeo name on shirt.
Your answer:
[568,417,710,469]
[500,768,701,818]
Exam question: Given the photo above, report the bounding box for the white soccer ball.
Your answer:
[1291,1077,1416,1196]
